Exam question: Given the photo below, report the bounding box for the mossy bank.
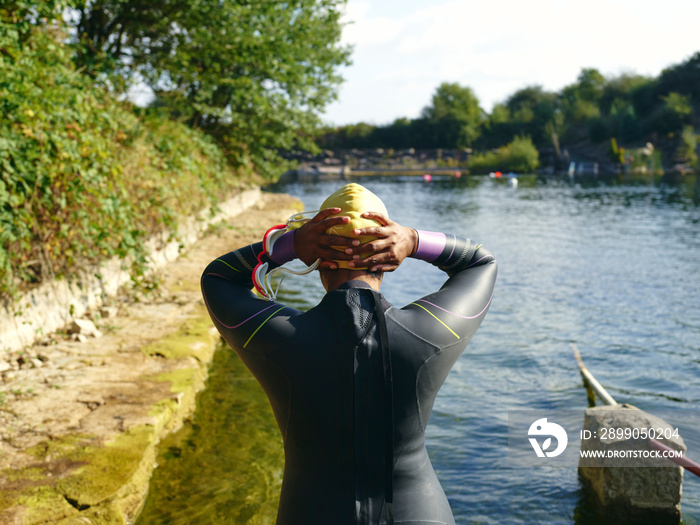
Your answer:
[0,193,302,524]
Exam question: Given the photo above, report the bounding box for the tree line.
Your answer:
[317,58,700,170]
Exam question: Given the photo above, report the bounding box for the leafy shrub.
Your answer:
[678,126,698,167]
[0,22,244,299]
[468,136,540,174]
[647,92,693,135]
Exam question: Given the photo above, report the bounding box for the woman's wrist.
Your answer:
[412,230,447,262]
[408,228,419,257]
[269,230,297,265]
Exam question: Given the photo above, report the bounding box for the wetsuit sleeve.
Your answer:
[402,230,497,343]
[200,238,298,352]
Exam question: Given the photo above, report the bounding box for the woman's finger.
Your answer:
[310,207,342,223]
[361,211,391,226]
[321,235,359,247]
[348,258,399,272]
[368,263,400,272]
[348,250,395,268]
[349,238,393,253]
[316,247,354,260]
[353,225,387,238]
[317,260,340,270]
[316,215,350,231]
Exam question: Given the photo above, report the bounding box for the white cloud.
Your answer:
[339,1,405,49]
[323,0,700,126]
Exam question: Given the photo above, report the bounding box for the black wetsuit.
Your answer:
[201,233,497,525]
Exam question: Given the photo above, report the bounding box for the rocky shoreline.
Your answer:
[0,192,301,525]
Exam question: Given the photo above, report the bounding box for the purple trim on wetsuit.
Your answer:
[269,230,297,265]
[413,230,446,263]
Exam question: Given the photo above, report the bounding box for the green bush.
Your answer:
[678,126,698,168]
[468,136,540,174]
[0,22,244,299]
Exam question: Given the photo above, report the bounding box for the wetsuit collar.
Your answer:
[334,280,390,310]
[337,280,375,290]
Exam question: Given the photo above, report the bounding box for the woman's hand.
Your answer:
[293,208,359,269]
[347,212,418,272]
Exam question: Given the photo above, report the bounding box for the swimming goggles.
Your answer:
[253,210,320,301]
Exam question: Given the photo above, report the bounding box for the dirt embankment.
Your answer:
[0,192,301,525]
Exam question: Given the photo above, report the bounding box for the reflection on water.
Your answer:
[139,173,700,524]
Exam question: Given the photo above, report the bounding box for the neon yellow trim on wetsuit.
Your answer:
[216,258,242,272]
[410,302,460,339]
[243,306,287,348]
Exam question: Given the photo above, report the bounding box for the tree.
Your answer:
[606,98,642,143]
[68,0,351,179]
[504,85,558,148]
[319,122,377,149]
[490,103,511,124]
[576,68,605,103]
[655,52,700,104]
[1,0,70,37]
[649,92,693,135]
[678,126,698,167]
[421,82,484,147]
[599,73,653,116]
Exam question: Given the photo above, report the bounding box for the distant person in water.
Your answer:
[201,183,497,525]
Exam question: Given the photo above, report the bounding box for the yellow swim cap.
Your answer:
[320,183,388,268]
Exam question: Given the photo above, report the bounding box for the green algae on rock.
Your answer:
[1,427,155,524]
[0,311,220,525]
[140,311,218,362]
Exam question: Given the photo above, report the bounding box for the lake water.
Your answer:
[137,173,700,524]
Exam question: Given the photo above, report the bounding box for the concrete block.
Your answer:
[578,405,686,523]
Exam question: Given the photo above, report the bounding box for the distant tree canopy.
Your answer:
[318,55,700,169]
[6,0,351,179]
[319,83,485,150]
[421,82,484,147]
[655,52,700,102]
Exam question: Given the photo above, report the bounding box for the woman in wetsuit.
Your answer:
[201,184,497,525]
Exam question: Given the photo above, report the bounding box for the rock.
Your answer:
[100,306,119,318]
[0,361,11,373]
[77,392,105,410]
[72,333,88,343]
[578,405,685,524]
[30,358,43,369]
[60,360,86,370]
[68,318,102,338]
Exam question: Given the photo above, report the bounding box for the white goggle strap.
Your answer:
[263,258,321,302]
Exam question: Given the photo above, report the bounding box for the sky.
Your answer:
[320,0,700,126]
